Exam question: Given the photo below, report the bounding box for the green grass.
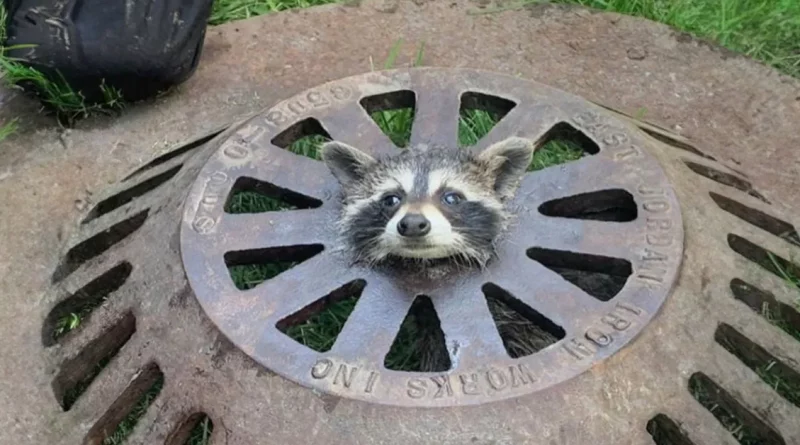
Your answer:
[103,376,164,445]
[4,0,798,122]
[369,105,416,148]
[229,260,299,290]
[62,358,113,411]
[768,251,800,298]
[0,3,124,125]
[53,313,83,338]
[282,296,359,352]
[691,356,800,443]
[764,248,800,340]
[51,294,114,341]
[0,118,18,142]
[209,0,337,25]
[0,58,125,123]
[750,304,800,408]
[551,0,800,78]
[0,57,125,125]
[689,373,764,445]
[755,360,800,408]
[187,417,214,445]
[2,0,798,124]
[760,302,800,343]
[716,322,800,419]
[710,248,800,442]
[204,0,800,79]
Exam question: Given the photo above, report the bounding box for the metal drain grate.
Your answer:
[37,68,799,445]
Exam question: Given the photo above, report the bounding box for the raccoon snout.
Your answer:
[397,213,431,238]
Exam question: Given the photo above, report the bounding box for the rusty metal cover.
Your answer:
[180,68,684,407]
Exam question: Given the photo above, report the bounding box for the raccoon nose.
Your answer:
[397,213,431,237]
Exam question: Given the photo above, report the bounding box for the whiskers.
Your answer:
[336,198,504,272]
[340,222,495,270]
[448,237,492,270]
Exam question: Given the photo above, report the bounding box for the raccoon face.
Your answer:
[320,137,535,267]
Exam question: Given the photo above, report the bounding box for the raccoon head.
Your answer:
[320,137,535,267]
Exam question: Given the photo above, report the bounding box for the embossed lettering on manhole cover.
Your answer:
[180,68,684,407]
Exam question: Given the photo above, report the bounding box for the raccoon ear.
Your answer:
[320,141,378,185]
[477,137,535,198]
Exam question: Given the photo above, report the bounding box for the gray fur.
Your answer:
[320,141,378,185]
[320,138,534,267]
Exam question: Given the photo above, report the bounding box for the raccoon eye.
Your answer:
[382,194,402,208]
[442,191,465,206]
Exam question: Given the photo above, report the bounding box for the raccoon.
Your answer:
[320,137,535,269]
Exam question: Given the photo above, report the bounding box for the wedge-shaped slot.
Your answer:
[270,117,332,160]
[44,261,132,345]
[276,280,366,352]
[224,177,323,214]
[52,312,136,411]
[225,245,324,290]
[527,248,632,301]
[458,91,516,147]
[52,210,149,284]
[183,414,213,445]
[482,283,565,358]
[538,189,637,222]
[729,279,800,342]
[384,295,451,372]
[688,372,786,445]
[727,234,800,292]
[640,127,716,161]
[710,193,799,247]
[684,161,769,204]
[123,129,224,182]
[530,122,598,171]
[165,412,214,445]
[715,323,800,407]
[84,362,164,445]
[84,165,181,224]
[646,414,697,445]
[360,90,416,148]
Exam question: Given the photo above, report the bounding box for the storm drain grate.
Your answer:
[38,68,799,444]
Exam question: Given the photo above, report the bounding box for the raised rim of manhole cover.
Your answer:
[179,67,685,408]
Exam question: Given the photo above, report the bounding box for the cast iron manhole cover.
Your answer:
[180,68,684,407]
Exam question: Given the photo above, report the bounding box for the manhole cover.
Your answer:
[180,68,684,407]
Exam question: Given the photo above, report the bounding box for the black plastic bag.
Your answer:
[3,0,213,105]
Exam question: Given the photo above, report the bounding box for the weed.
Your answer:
[0,4,124,124]
[209,0,337,25]
[102,376,164,445]
[0,118,18,142]
[185,417,214,445]
[207,0,800,80]
[52,296,111,341]
[688,374,763,445]
[768,250,800,295]
[761,302,800,343]
[755,360,800,408]
[54,313,82,338]
[553,0,800,78]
